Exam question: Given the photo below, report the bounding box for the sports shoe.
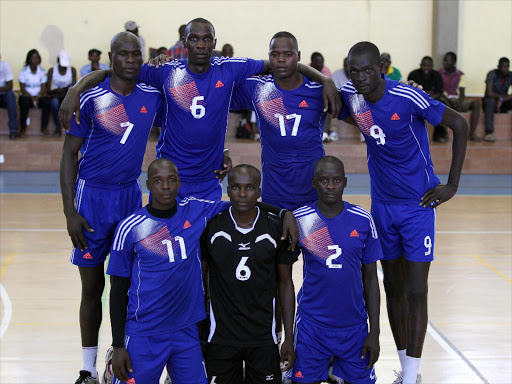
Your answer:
[392,370,422,384]
[101,347,113,384]
[253,133,260,142]
[74,370,99,384]
[328,131,339,142]
[484,133,495,143]
[322,132,332,143]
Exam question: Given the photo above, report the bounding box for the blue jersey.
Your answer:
[293,202,383,329]
[68,77,162,185]
[137,57,264,182]
[107,198,229,336]
[338,79,446,203]
[231,74,326,208]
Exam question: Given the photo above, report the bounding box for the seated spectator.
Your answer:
[168,24,188,59]
[221,43,234,57]
[440,51,481,141]
[0,54,18,139]
[381,52,402,81]
[331,57,349,89]
[157,46,168,56]
[124,20,146,60]
[80,49,109,77]
[483,57,512,142]
[408,56,447,142]
[327,57,351,143]
[47,50,76,137]
[18,49,50,137]
[310,52,332,77]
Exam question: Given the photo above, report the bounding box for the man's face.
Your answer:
[348,53,382,96]
[269,37,300,80]
[443,55,455,71]
[420,58,433,76]
[185,22,216,65]
[311,55,324,72]
[498,61,510,76]
[313,162,347,205]
[146,164,180,209]
[89,52,100,64]
[222,45,233,57]
[381,58,390,72]
[227,171,261,214]
[109,39,143,80]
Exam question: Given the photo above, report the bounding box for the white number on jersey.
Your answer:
[274,113,302,136]
[119,122,134,144]
[370,125,386,145]
[236,256,251,281]
[162,236,187,263]
[326,245,342,269]
[424,235,432,256]
[190,96,206,119]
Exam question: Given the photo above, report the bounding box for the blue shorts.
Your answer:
[288,315,376,384]
[114,324,207,384]
[178,178,222,201]
[371,201,436,262]
[70,179,142,267]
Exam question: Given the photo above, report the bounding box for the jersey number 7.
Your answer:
[274,113,301,136]
[120,122,134,144]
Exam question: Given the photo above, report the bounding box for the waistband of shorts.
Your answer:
[77,178,140,190]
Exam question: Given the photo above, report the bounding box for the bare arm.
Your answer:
[297,63,341,117]
[19,82,31,97]
[278,263,296,371]
[361,262,380,368]
[421,107,468,208]
[0,80,12,93]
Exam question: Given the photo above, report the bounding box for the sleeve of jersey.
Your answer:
[413,89,446,127]
[230,81,252,111]
[67,99,92,138]
[136,64,165,88]
[361,219,383,264]
[107,223,135,278]
[204,201,231,222]
[233,59,265,84]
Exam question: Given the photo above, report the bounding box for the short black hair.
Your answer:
[311,52,323,60]
[88,48,102,57]
[348,42,380,67]
[499,57,510,65]
[445,51,457,62]
[186,18,215,37]
[228,164,261,186]
[270,31,298,51]
[25,49,40,66]
[314,156,345,177]
[421,56,433,63]
[147,158,178,179]
[110,31,141,53]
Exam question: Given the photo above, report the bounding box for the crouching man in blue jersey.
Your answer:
[106,158,299,384]
[287,156,382,384]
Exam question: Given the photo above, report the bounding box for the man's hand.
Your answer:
[420,183,458,208]
[280,339,295,372]
[322,78,341,118]
[281,211,298,252]
[65,210,94,251]
[401,79,424,91]
[361,331,380,369]
[112,347,133,382]
[147,54,174,69]
[213,152,232,181]
[58,88,80,130]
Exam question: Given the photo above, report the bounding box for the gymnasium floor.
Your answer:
[0,172,511,384]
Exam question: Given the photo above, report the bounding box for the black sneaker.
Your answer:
[74,370,99,384]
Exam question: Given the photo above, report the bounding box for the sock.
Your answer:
[82,346,98,378]
[403,355,421,384]
[397,349,407,371]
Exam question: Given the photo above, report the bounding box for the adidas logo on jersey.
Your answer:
[83,252,93,259]
[350,229,359,237]
[238,242,251,251]
[391,112,400,120]
[215,80,224,88]
[294,371,304,378]
[183,220,192,229]
[140,106,148,113]
[127,378,136,384]
[299,100,309,108]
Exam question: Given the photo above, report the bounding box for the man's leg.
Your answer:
[1,91,18,137]
[468,100,481,141]
[499,99,512,113]
[483,97,497,141]
[39,96,51,135]
[78,264,106,379]
[50,96,63,135]
[18,94,31,136]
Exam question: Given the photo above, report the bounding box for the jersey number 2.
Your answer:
[274,113,301,136]
[120,122,134,144]
[326,245,342,269]
[162,236,187,263]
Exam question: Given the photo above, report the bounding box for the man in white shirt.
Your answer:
[0,54,18,139]
[124,20,146,61]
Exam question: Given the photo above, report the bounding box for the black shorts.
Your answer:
[206,343,282,384]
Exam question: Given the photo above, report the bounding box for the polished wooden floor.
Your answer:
[0,194,510,384]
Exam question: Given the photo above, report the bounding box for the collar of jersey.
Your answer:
[229,206,260,234]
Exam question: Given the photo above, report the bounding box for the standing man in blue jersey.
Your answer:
[338,42,468,384]
[60,32,162,384]
[59,18,341,201]
[288,156,382,384]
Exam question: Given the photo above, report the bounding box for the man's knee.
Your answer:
[80,267,105,301]
[18,95,31,107]
[483,97,496,112]
[470,100,479,110]
[50,96,60,110]
[406,283,428,306]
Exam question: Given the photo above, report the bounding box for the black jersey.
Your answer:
[201,207,297,347]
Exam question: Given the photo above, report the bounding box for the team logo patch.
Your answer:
[83,252,93,259]
[238,242,251,251]
[215,80,224,88]
[266,374,274,381]
[299,99,309,108]
[294,370,304,378]
[391,112,400,120]
[183,220,192,229]
[140,106,148,113]
[350,229,359,237]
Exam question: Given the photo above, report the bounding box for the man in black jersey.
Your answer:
[201,164,297,384]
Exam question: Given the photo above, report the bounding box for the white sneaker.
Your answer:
[253,133,260,142]
[101,347,113,384]
[322,132,332,142]
[329,131,339,142]
[392,370,422,384]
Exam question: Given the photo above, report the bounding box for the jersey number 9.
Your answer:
[370,125,386,145]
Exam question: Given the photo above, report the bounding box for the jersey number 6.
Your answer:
[120,122,134,144]
[190,96,206,119]
[236,256,251,281]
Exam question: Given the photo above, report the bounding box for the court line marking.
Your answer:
[376,267,488,384]
[472,255,512,284]
[0,253,14,340]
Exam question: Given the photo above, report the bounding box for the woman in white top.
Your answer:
[18,49,50,136]
[47,50,76,136]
